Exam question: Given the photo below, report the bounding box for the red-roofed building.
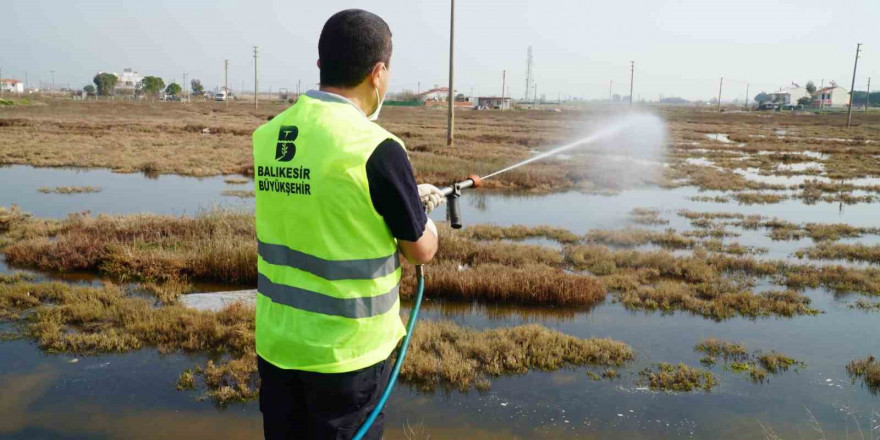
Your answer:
[1,79,24,93]
[813,82,850,108]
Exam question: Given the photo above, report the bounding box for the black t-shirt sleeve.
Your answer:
[365,139,428,242]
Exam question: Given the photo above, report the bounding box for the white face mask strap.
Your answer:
[367,65,386,121]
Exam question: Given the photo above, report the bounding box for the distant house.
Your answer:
[96,68,143,92]
[415,87,451,102]
[475,96,512,110]
[117,68,142,90]
[814,83,850,108]
[0,79,24,93]
[768,84,811,106]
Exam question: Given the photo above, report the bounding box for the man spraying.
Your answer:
[252,9,444,440]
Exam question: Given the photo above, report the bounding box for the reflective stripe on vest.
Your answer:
[257,273,399,319]
[258,240,399,280]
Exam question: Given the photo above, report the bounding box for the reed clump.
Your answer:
[694,338,748,361]
[851,299,880,312]
[639,363,717,392]
[693,338,804,383]
[630,208,669,225]
[460,224,581,244]
[0,280,634,401]
[402,320,634,392]
[846,356,880,392]
[731,192,787,205]
[2,209,257,284]
[401,262,606,308]
[223,177,250,185]
[794,243,880,264]
[37,186,102,194]
[221,190,255,198]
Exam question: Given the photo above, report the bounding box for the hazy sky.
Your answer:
[3,0,878,101]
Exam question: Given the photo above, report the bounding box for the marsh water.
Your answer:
[1,165,879,439]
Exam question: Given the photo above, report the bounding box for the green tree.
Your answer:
[93,73,118,96]
[165,83,182,96]
[190,79,204,96]
[754,92,770,104]
[83,85,96,96]
[797,96,812,106]
[805,81,816,94]
[140,76,165,97]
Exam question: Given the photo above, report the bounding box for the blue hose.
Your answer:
[351,265,425,440]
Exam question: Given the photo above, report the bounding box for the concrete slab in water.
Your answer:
[181,290,256,312]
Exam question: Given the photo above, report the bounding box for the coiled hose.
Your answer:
[351,265,425,440]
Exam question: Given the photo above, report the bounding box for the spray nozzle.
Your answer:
[438,175,481,229]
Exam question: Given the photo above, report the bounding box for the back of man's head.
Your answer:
[319,9,392,89]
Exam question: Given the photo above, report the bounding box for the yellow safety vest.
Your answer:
[253,91,406,373]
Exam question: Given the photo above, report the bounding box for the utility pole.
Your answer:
[534,83,538,107]
[501,70,506,103]
[50,70,55,93]
[1,67,3,97]
[717,77,724,112]
[253,46,259,109]
[446,0,455,147]
[847,43,861,127]
[417,81,420,94]
[183,72,187,102]
[524,46,533,100]
[224,59,229,107]
[25,72,28,91]
[865,77,871,114]
[629,61,634,107]
[744,83,750,110]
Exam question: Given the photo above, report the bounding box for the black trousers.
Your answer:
[258,355,391,440]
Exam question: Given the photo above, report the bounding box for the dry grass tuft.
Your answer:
[37,186,102,194]
[630,208,669,225]
[846,356,880,393]
[223,177,250,185]
[460,224,581,244]
[795,242,880,264]
[694,338,749,361]
[2,209,257,284]
[851,299,880,312]
[639,363,717,392]
[0,280,633,402]
[402,320,634,392]
[402,262,605,307]
[221,190,255,198]
[755,352,803,373]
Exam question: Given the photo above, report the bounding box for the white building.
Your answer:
[769,84,811,106]
[0,79,25,93]
[814,83,850,108]
[415,87,451,102]
[96,68,143,91]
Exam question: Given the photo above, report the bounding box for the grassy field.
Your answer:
[3,98,877,195]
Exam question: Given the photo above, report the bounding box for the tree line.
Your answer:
[87,73,205,99]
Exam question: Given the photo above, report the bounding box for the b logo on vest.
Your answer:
[275,126,298,162]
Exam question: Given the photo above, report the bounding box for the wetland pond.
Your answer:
[1,165,879,439]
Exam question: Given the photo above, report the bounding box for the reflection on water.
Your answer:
[0,165,252,218]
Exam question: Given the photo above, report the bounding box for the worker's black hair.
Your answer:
[318,9,392,88]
